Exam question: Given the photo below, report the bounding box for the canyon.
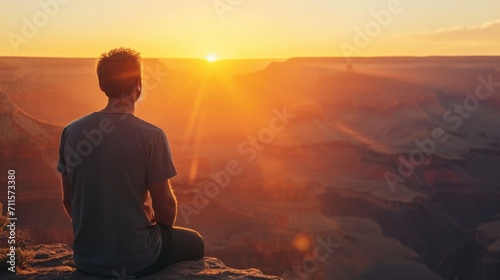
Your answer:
[1,56,500,279]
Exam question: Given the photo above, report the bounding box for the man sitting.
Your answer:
[57,47,204,277]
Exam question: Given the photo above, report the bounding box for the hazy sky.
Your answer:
[1,0,500,58]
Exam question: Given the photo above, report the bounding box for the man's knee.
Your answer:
[188,229,205,258]
[191,230,205,258]
[173,227,204,258]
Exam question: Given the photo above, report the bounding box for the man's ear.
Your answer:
[135,77,142,100]
[136,77,142,92]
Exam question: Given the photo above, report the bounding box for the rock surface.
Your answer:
[3,244,281,280]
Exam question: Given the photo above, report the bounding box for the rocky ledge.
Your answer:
[3,244,282,280]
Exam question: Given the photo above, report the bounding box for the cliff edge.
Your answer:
[2,244,282,280]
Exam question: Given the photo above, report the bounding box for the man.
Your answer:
[57,48,204,277]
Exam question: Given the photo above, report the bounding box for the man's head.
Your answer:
[96,48,142,99]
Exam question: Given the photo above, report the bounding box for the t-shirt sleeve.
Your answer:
[57,127,68,174]
[147,130,177,183]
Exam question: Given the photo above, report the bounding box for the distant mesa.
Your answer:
[288,102,326,122]
[0,90,70,245]
[0,59,19,83]
[0,90,61,159]
[0,90,16,115]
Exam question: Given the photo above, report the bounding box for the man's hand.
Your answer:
[61,174,72,220]
[148,179,177,226]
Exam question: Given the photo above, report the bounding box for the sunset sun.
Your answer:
[206,54,217,62]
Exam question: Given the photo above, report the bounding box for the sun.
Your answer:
[206,54,217,63]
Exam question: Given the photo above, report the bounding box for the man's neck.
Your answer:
[100,97,135,114]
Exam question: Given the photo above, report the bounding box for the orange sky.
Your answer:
[1,0,500,59]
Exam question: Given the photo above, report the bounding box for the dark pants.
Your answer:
[135,225,205,276]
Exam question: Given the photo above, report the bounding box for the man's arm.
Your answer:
[148,179,177,226]
[61,174,72,220]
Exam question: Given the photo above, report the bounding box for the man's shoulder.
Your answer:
[129,116,163,132]
[62,113,96,131]
[62,113,166,140]
[64,113,160,130]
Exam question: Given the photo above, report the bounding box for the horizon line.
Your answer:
[1,54,500,61]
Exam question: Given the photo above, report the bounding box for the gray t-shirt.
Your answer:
[57,112,177,276]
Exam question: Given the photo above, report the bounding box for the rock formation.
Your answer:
[3,243,282,280]
[0,90,72,244]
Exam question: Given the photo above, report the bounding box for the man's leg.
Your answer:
[136,226,204,276]
[162,226,205,263]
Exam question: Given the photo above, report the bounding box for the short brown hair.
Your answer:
[96,48,142,98]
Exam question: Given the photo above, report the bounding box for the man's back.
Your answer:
[58,48,203,277]
[58,111,176,275]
